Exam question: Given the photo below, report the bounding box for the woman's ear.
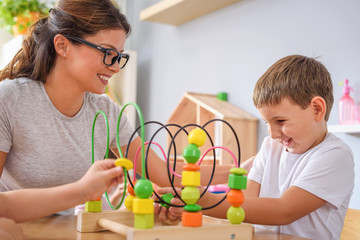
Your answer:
[53,34,69,57]
[310,96,327,121]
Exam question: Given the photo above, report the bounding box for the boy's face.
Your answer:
[257,97,323,154]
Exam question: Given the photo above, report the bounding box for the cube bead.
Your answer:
[228,174,247,190]
[134,213,154,229]
[182,211,202,227]
[132,198,154,214]
[85,200,102,212]
[182,171,201,187]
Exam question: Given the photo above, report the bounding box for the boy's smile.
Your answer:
[257,97,326,154]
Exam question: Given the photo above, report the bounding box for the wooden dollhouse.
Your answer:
[166,92,258,165]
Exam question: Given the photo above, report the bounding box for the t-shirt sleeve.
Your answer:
[293,145,354,209]
[0,81,17,153]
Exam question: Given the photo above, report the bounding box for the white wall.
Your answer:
[126,0,360,209]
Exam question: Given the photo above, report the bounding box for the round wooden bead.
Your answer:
[134,179,153,199]
[230,167,248,176]
[188,128,207,147]
[183,144,200,164]
[226,189,244,207]
[181,186,200,205]
[184,204,202,212]
[115,158,133,170]
[182,163,200,171]
[227,206,245,224]
[124,195,135,211]
[127,182,136,196]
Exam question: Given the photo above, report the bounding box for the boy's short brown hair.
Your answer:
[253,55,333,121]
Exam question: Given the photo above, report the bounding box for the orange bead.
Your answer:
[182,211,202,227]
[226,189,245,207]
[182,163,200,171]
[127,182,136,196]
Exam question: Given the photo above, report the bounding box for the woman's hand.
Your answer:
[77,159,124,201]
[0,217,27,240]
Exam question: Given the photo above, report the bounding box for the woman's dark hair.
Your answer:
[0,0,131,83]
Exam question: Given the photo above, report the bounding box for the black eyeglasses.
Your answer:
[66,36,130,69]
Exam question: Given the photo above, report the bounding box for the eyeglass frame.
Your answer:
[66,36,130,69]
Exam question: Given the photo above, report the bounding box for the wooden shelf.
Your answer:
[328,124,360,134]
[140,0,242,26]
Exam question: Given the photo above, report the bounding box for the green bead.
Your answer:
[134,179,153,199]
[160,193,174,208]
[184,204,202,212]
[183,144,201,164]
[230,167,248,176]
[228,174,247,190]
[227,207,245,224]
[181,186,200,205]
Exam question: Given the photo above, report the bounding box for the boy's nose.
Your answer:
[268,125,280,139]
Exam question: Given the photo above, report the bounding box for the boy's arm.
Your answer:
[200,185,326,225]
[0,160,123,222]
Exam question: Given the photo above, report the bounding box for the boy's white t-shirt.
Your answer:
[248,133,354,240]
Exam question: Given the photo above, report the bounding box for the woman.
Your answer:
[0,0,231,215]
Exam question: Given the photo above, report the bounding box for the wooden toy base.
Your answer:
[77,210,252,240]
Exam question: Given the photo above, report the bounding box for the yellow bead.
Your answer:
[133,198,154,214]
[181,171,201,187]
[181,186,200,205]
[115,158,133,170]
[124,195,135,211]
[134,213,154,229]
[227,207,245,224]
[85,200,102,212]
[188,128,207,147]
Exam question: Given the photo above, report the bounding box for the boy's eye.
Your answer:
[277,120,285,123]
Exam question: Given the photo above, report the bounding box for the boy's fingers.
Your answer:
[156,187,173,195]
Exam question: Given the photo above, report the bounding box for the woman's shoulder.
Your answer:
[0,77,37,93]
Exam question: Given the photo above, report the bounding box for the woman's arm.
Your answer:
[0,159,123,222]
[114,136,234,187]
[0,151,7,177]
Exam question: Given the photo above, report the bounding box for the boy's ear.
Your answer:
[53,34,69,57]
[310,96,326,121]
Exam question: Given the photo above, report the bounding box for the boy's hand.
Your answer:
[154,187,183,225]
[78,159,124,201]
[0,217,27,240]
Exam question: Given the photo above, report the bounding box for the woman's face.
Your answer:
[66,29,127,95]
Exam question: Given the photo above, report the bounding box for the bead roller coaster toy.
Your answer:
[76,103,252,240]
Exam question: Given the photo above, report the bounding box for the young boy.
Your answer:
[155,55,355,240]
[0,159,124,240]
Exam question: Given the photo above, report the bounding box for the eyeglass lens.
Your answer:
[104,50,127,67]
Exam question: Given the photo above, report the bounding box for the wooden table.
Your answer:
[19,215,309,240]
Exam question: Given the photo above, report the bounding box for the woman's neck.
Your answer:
[44,70,85,117]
